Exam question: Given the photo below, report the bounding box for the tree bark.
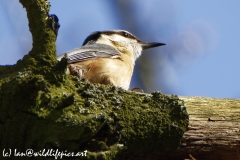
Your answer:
[179,96,240,160]
[128,97,240,160]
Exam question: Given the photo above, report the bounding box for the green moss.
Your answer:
[0,73,188,159]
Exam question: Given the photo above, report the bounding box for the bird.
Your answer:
[57,30,165,90]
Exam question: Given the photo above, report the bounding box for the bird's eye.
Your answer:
[122,32,129,37]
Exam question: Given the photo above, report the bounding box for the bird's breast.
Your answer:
[69,58,134,90]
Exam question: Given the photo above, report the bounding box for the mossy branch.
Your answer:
[0,1,189,159]
[132,97,240,160]
[19,0,57,66]
[0,0,58,80]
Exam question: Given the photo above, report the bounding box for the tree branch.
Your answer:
[127,97,240,160]
[19,0,56,66]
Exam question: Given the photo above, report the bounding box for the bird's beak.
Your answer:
[141,42,166,50]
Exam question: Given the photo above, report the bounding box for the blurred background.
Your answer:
[0,0,240,98]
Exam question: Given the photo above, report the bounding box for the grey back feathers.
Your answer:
[57,43,121,63]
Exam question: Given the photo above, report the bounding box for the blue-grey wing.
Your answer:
[57,43,121,63]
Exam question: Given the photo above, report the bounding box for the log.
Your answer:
[179,96,240,160]
[129,97,240,160]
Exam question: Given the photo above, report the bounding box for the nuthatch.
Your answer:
[57,30,165,90]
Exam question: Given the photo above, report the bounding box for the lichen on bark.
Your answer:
[0,0,189,159]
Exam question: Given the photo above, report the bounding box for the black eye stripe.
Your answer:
[123,32,128,37]
[121,31,134,39]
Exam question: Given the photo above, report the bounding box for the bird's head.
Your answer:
[82,30,165,60]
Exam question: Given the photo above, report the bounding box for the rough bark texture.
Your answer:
[0,1,188,159]
[128,97,240,160]
[179,97,240,160]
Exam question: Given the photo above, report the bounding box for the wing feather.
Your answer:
[57,43,120,63]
